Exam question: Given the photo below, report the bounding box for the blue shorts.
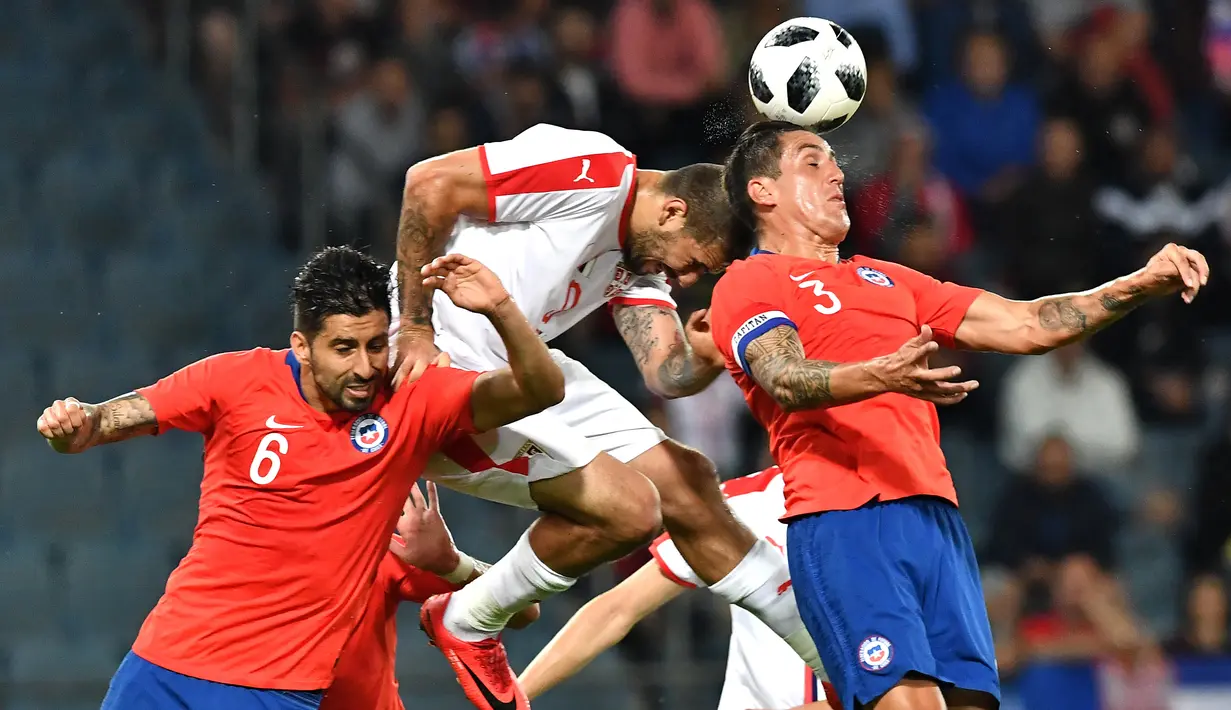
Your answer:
[101,652,323,710]
[787,496,1000,710]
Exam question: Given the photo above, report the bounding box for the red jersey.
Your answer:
[709,253,982,519]
[130,348,479,690]
[321,549,460,710]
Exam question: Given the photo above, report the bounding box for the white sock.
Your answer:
[443,529,576,642]
[709,538,825,676]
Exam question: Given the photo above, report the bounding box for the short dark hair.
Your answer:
[291,246,391,336]
[723,120,810,256]
[659,163,736,256]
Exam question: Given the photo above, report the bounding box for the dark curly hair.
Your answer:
[291,246,391,336]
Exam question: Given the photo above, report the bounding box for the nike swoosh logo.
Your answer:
[459,661,518,710]
[265,416,303,430]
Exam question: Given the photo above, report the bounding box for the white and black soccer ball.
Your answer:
[748,17,868,133]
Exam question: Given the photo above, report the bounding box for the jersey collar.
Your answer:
[285,350,308,401]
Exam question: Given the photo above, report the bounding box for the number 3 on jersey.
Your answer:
[250,432,288,484]
[790,272,842,315]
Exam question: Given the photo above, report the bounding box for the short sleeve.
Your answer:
[398,365,481,444]
[608,273,676,310]
[710,263,796,374]
[136,352,242,434]
[479,124,636,224]
[874,261,982,348]
[648,534,702,589]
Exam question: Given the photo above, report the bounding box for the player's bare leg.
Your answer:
[421,454,660,710]
[865,677,948,710]
[627,439,823,671]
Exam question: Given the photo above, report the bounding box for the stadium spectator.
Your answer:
[925,30,1039,221]
[549,6,621,133]
[1023,0,1146,59]
[328,58,425,249]
[984,437,1147,664]
[452,0,553,91]
[284,0,385,103]
[801,0,917,75]
[827,59,922,189]
[1046,29,1155,184]
[999,344,1141,478]
[998,116,1101,299]
[1165,575,1231,656]
[848,124,973,281]
[1183,414,1231,576]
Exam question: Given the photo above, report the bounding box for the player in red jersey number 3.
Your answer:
[710,121,1210,710]
[36,247,565,710]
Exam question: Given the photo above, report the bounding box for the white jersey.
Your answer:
[650,468,827,710]
[391,123,675,368]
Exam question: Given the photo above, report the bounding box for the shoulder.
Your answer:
[485,124,632,170]
[713,256,782,299]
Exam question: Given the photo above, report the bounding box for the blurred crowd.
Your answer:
[128,0,1231,697]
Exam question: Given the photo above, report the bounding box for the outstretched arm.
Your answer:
[37,393,159,454]
[396,149,488,340]
[954,242,1210,354]
[744,325,978,413]
[612,304,724,399]
[422,255,566,431]
[519,562,685,699]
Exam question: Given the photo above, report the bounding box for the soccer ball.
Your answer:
[748,17,867,133]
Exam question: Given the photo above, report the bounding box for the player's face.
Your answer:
[295,311,391,413]
[627,225,727,288]
[766,131,849,242]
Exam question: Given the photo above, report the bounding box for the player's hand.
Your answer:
[684,308,724,369]
[870,326,979,406]
[1139,242,1209,304]
[389,481,461,576]
[36,397,99,454]
[392,331,448,391]
[422,254,512,316]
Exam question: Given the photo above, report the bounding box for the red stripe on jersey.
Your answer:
[618,166,637,248]
[648,535,698,589]
[804,667,816,702]
[607,297,677,309]
[478,144,497,221]
[439,436,530,476]
[720,466,781,498]
[483,150,631,200]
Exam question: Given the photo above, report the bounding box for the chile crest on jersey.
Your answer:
[350,414,389,453]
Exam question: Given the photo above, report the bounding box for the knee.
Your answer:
[639,442,719,523]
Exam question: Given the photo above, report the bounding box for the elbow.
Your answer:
[532,372,566,411]
[402,161,454,213]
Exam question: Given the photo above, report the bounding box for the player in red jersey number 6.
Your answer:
[712,121,1209,710]
[36,247,563,710]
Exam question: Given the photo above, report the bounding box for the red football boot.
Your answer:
[420,593,529,710]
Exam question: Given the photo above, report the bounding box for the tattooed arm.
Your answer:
[611,304,725,399]
[743,325,978,413]
[396,149,489,340]
[36,393,158,454]
[953,243,1210,354]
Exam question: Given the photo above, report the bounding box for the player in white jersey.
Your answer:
[519,467,834,710]
[391,124,818,710]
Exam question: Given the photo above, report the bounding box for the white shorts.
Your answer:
[422,340,667,509]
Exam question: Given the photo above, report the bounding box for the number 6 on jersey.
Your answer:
[250,432,289,484]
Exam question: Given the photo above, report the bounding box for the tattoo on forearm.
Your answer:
[395,195,455,331]
[95,392,158,443]
[1100,284,1147,312]
[1036,284,1148,339]
[744,326,837,409]
[612,305,715,397]
[1037,298,1088,333]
